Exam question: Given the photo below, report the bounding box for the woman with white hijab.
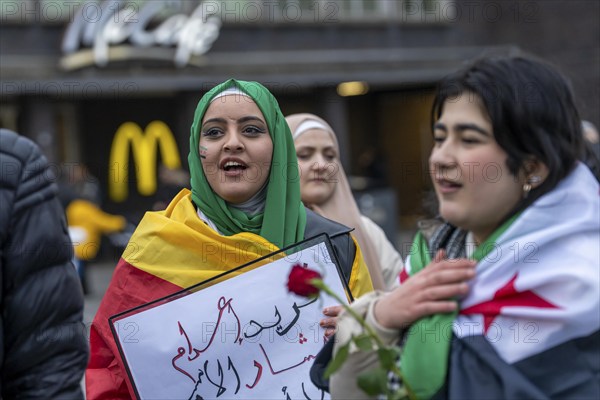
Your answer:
[287,113,404,291]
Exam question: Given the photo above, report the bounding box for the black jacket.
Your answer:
[0,129,88,399]
[304,208,356,288]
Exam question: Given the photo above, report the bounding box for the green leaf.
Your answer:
[377,347,396,370]
[324,341,350,378]
[353,334,373,351]
[357,367,388,396]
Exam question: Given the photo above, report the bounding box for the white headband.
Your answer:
[210,87,251,103]
[292,120,330,139]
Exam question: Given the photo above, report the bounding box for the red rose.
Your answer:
[286,264,322,297]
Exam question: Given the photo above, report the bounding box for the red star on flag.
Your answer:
[460,273,560,333]
[399,267,409,284]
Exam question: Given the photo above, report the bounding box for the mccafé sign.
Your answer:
[61,0,221,69]
[109,120,182,202]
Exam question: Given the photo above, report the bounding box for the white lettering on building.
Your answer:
[62,0,221,68]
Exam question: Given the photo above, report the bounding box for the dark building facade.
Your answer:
[1,0,598,235]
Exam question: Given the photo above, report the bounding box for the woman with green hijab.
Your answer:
[86,79,374,399]
[188,79,305,249]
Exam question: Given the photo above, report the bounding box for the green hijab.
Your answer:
[189,79,306,249]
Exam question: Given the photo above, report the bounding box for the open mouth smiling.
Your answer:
[221,158,248,176]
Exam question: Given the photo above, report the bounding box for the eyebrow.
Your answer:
[296,144,336,151]
[238,116,265,124]
[203,116,265,125]
[433,122,490,136]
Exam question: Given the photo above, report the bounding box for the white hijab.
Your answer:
[286,113,385,290]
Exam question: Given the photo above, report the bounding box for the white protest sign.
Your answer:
[111,240,348,400]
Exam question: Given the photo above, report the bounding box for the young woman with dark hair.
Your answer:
[323,55,599,399]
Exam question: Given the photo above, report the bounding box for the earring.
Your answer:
[522,182,532,198]
[522,176,540,198]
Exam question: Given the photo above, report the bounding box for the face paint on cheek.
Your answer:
[199,145,208,159]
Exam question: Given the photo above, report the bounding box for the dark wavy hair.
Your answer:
[431,55,588,212]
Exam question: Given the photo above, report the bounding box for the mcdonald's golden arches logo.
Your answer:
[109,120,181,202]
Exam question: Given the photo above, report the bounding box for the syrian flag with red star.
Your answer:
[401,163,599,399]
